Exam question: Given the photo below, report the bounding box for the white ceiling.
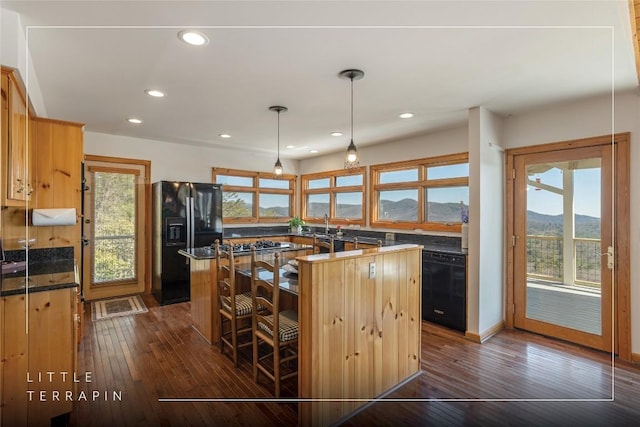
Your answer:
[2,1,638,160]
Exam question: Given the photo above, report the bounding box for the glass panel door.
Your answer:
[83,160,147,300]
[513,145,612,351]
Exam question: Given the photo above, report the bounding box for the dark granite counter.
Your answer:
[220,226,467,256]
[1,259,79,297]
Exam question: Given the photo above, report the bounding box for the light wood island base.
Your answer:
[297,244,422,426]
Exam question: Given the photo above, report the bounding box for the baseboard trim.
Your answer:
[465,321,505,343]
[631,352,640,365]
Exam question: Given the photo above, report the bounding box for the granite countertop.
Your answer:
[414,242,467,255]
[301,233,468,256]
[1,259,79,297]
[221,228,467,256]
[179,242,313,260]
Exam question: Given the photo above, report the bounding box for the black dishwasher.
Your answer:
[422,250,467,332]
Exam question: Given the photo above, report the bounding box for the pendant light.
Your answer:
[269,105,287,176]
[339,69,364,169]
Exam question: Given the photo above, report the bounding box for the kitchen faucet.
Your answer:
[324,213,329,234]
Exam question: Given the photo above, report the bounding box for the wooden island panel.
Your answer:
[297,245,422,426]
[190,258,214,344]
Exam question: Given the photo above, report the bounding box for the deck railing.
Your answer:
[526,235,601,287]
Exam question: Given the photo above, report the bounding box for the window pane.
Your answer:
[428,163,469,180]
[307,193,329,217]
[93,171,136,283]
[259,193,289,217]
[379,168,418,184]
[216,174,253,187]
[259,178,290,189]
[426,187,469,222]
[222,191,253,217]
[308,178,330,189]
[336,174,363,187]
[335,192,363,219]
[378,189,418,221]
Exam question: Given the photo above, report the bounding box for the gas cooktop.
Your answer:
[214,240,283,253]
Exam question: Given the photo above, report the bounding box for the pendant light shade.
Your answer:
[339,69,364,169]
[269,105,287,176]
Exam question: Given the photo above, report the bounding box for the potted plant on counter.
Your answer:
[288,216,305,234]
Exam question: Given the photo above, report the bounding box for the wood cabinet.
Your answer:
[1,67,33,206]
[1,287,79,426]
[30,117,84,259]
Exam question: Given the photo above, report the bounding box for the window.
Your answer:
[212,168,296,223]
[301,167,365,226]
[370,153,469,231]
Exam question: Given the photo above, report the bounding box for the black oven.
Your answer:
[422,250,467,332]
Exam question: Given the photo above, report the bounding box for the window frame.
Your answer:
[300,167,366,226]
[370,153,469,232]
[212,167,297,223]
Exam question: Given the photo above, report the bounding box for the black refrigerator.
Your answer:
[152,181,223,305]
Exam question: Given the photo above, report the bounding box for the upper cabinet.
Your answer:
[32,117,84,210]
[1,67,33,206]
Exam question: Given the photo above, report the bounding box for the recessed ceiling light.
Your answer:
[310,150,319,154]
[330,132,343,137]
[145,89,166,98]
[219,134,231,138]
[127,118,142,124]
[399,112,414,119]
[285,145,296,149]
[178,30,209,46]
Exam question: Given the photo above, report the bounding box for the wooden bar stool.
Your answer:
[313,233,334,253]
[215,240,254,368]
[250,249,298,397]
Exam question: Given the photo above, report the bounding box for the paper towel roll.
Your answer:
[32,208,77,226]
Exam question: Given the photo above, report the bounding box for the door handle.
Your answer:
[598,246,614,270]
[82,237,90,247]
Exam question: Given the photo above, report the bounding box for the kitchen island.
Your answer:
[180,242,423,426]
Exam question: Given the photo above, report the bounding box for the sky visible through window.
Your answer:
[527,164,601,218]
[236,162,601,220]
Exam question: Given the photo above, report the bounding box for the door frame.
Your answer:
[505,133,630,361]
[83,154,152,296]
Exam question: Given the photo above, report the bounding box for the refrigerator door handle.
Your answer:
[186,196,192,249]
[190,195,195,249]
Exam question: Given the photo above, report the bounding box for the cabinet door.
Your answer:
[5,72,31,204]
[31,118,84,259]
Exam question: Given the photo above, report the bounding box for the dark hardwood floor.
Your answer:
[70,294,640,426]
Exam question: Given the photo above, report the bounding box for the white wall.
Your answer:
[468,107,505,337]
[0,7,47,116]
[84,131,299,184]
[299,126,468,174]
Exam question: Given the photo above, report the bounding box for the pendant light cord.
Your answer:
[277,110,280,159]
[350,75,354,142]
